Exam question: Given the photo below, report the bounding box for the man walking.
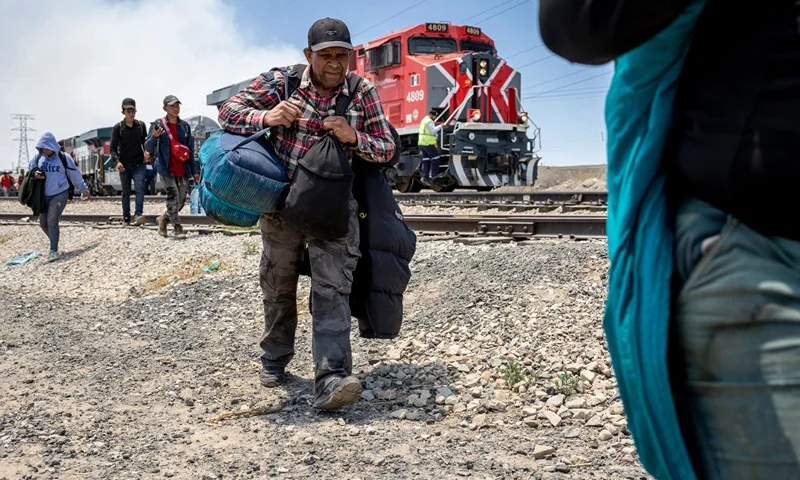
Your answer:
[145,95,197,237]
[218,17,396,410]
[111,98,148,225]
[418,110,442,185]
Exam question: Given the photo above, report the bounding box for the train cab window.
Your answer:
[408,37,457,55]
[460,40,495,55]
[367,40,401,71]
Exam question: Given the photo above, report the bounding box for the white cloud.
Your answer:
[0,0,304,171]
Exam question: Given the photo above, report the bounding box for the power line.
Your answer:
[469,0,531,25]
[11,114,36,173]
[524,66,593,90]
[461,0,520,23]
[523,70,613,98]
[351,0,427,41]
[516,53,556,70]
[505,45,544,60]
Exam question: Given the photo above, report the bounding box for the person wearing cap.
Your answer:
[218,17,396,411]
[144,95,198,237]
[110,98,148,226]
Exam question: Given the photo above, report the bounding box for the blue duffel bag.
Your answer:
[198,127,289,227]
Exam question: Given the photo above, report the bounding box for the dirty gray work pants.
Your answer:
[161,175,189,225]
[258,198,360,393]
[672,197,800,480]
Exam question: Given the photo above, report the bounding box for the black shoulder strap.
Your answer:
[334,73,363,117]
[59,151,75,171]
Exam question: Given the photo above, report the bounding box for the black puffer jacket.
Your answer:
[299,130,416,339]
[348,158,417,338]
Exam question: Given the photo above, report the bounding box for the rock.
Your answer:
[580,370,596,383]
[539,410,562,427]
[565,397,586,409]
[587,395,607,407]
[532,445,556,460]
[453,403,467,414]
[472,414,488,429]
[545,394,565,407]
[555,463,570,473]
[522,406,538,417]
[523,416,539,428]
[562,427,582,438]
[390,409,408,420]
[599,430,613,441]
[586,415,604,427]
[361,390,375,401]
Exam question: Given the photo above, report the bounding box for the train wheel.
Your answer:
[395,178,422,193]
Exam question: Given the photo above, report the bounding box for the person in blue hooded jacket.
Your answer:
[540,1,800,479]
[27,132,91,262]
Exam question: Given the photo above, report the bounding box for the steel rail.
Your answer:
[0,213,607,238]
[0,190,609,205]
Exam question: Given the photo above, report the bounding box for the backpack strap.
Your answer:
[58,151,75,171]
[334,73,363,117]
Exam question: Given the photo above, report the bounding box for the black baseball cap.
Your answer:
[308,17,353,52]
[163,95,181,106]
[121,98,136,109]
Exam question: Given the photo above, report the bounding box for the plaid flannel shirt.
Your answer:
[217,66,396,178]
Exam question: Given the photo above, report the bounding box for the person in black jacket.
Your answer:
[540,1,800,479]
[111,98,148,226]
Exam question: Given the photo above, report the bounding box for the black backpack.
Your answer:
[278,72,363,240]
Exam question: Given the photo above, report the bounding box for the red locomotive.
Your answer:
[206,22,540,192]
[350,22,540,192]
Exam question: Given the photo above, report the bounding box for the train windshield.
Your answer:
[460,40,495,55]
[408,37,457,54]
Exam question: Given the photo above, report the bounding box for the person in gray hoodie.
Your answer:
[27,132,91,262]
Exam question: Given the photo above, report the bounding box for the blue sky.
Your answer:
[226,0,611,166]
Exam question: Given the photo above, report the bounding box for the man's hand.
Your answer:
[152,124,164,138]
[34,171,45,180]
[263,101,302,128]
[116,162,125,172]
[323,116,357,145]
[193,174,200,184]
[81,190,91,201]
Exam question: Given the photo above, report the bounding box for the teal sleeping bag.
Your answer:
[602,1,705,479]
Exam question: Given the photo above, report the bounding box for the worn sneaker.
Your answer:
[46,250,60,263]
[134,215,145,226]
[173,224,184,236]
[259,366,286,388]
[156,215,168,237]
[313,376,362,411]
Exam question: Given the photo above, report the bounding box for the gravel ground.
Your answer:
[0,224,650,480]
[0,200,606,217]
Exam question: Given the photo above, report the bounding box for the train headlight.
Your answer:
[471,110,481,121]
[479,68,488,76]
[468,132,476,140]
[479,60,488,68]
[519,112,528,123]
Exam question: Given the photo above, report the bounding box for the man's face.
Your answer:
[163,102,181,116]
[304,47,351,91]
[41,148,54,157]
[123,107,136,121]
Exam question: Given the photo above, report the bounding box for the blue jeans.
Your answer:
[39,190,69,252]
[121,164,146,221]
[419,145,440,179]
[672,198,800,479]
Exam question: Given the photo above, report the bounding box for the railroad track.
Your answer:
[0,190,608,206]
[0,213,607,239]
